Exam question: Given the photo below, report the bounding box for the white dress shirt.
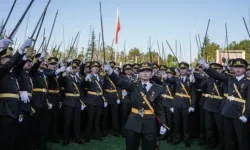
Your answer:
[141,81,152,92]
[236,74,244,81]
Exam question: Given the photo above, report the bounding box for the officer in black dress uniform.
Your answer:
[62,59,85,146]
[197,63,224,149]
[84,61,106,141]
[0,38,33,150]
[16,49,35,150]
[119,64,133,137]
[164,62,196,147]
[161,67,176,142]
[199,58,250,150]
[104,62,167,150]
[102,61,120,136]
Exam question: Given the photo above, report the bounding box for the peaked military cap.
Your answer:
[160,65,167,70]
[85,61,91,68]
[47,57,58,65]
[110,61,116,68]
[139,62,152,71]
[152,63,159,69]
[73,59,81,65]
[91,61,101,68]
[123,64,132,70]
[166,67,175,75]
[233,58,248,68]
[209,63,223,69]
[133,63,139,69]
[179,62,189,69]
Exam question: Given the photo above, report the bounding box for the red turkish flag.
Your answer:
[115,8,120,44]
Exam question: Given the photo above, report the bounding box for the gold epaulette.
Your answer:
[247,77,250,80]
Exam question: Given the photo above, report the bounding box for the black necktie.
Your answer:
[143,84,147,93]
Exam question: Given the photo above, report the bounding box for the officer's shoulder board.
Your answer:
[247,77,250,80]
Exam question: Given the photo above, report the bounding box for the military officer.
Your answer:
[84,61,106,141]
[199,58,250,150]
[104,62,167,150]
[198,63,224,149]
[0,38,33,150]
[164,62,196,147]
[61,60,85,146]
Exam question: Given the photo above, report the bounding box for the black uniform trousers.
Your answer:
[205,111,224,148]
[223,117,249,150]
[63,106,81,141]
[48,107,59,141]
[0,116,17,150]
[102,103,119,134]
[199,106,206,142]
[163,106,173,140]
[85,105,102,138]
[31,107,49,148]
[120,103,132,135]
[126,130,157,150]
[173,107,190,142]
[15,112,31,150]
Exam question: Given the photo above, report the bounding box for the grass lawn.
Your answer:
[49,135,203,150]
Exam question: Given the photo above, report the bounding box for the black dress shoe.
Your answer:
[113,132,120,137]
[199,140,205,146]
[94,136,103,141]
[75,139,84,144]
[185,141,191,147]
[172,141,180,145]
[62,141,69,146]
[51,139,60,143]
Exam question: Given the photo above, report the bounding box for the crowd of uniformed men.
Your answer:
[0,38,249,150]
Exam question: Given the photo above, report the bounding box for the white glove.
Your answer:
[198,58,209,68]
[20,91,29,103]
[39,51,46,61]
[82,57,87,64]
[59,102,62,109]
[104,62,113,75]
[189,74,195,83]
[20,38,33,51]
[85,73,91,81]
[162,72,167,79]
[239,115,248,123]
[117,99,120,104]
[160,126,167,135]
[56,66,65,75]
[174,68,179,74]
[0,38,13,50]
[81,104,86,111]
[188,107,195,113]
[122,90,127,97]
[66,66,71,73]
[104,101,108,108]
[170,107,174,113]
[48,103,53,109]
[114,70,119,75]
[18,115,24,123]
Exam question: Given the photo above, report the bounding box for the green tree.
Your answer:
[199,36,221,63]
[227,40,250,61]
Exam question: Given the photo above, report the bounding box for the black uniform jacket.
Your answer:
[84,73,105,106]
[0,52,24,118]
[165,75,196,108]
[198,77,223,113]
[205,67,250,119]
[109,72,166,133]
[61,74,84,108]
